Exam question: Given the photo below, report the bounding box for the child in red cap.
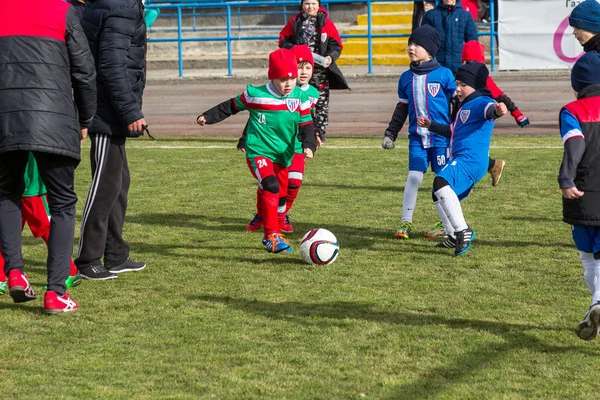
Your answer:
[461,40,530,187]
[198,48,316,253]
[240,45,320,235]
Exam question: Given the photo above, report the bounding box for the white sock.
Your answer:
[401,170,424,222]
[434,200,455,238]
[593,258,600,305]
[434,186,468,232]
[580,251,596,295]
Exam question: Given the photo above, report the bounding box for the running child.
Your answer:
[418,62,507,256]
[243,45,319,234]
[198,48,316,253]
[382,25,456,240]
[461,40,530,187]
[556,52,600,340]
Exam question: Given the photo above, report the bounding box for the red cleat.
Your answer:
[246,214,264,232]
[8,269,36,303]
[43,291,78,314]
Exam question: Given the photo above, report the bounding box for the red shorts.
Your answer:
[21,195,50,238]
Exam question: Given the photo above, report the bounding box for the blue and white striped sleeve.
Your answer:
[560,108,584,144]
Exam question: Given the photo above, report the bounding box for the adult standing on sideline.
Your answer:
[76,0,148,280]
[422,0,478,74]
[0,0,96,313]
[279,0,349,146]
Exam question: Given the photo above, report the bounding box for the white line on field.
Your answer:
[106,145,563,150]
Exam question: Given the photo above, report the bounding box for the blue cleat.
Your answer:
[263,233,291,253]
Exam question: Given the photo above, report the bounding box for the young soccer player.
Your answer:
[382,25,456,240]
[461,40,530,187]
[242,45,319,234]
[556,52,600,340]
[418,62,507,256]
[0,154,81,295]
[569,0,600,52]
[198,48,316,253]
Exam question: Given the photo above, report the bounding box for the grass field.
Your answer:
[2,135,596,399]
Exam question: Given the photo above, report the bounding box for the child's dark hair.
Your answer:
[300,0,321,8]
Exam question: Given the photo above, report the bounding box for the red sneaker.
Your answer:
[246,214,264,232]
[8,269,36,303]
[281,214,294,233]
[43,291,78,314]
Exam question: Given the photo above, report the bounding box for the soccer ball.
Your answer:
[300,228,339,265]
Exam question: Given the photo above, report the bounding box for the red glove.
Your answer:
[511,109,530,127]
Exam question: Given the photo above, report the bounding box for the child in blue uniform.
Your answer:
[382,25,456,240]
[557,52,600,340]
[418,62,507,256]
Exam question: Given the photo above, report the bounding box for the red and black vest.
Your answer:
[561,85,600,226]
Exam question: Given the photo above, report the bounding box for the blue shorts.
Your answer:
[408,141,449,173]
[436,159,475,201]
[572,226,600,254]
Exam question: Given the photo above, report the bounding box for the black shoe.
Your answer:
[435,236,456,248]
[79,265,117,280]
[106,258,146,274]
[454,227,476,256]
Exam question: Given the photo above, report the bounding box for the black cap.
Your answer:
[455,61,489,90]
[408,25,441,57]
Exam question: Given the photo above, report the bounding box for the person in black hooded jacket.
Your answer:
[75,0,148,280]
[0,0,96,313]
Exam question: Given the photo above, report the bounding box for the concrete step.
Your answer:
[342,24,412,35]
[371,2,413,13]
[343,40,408,55]
[337,54,410,66]
[356,11,413,26]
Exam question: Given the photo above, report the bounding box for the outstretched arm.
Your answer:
[197,98,239,126]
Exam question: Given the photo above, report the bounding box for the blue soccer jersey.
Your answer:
[398,66,456,148]
[449,95,497,182]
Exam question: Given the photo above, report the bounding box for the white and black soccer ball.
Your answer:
[300,228,339,265]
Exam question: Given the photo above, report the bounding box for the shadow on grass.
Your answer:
[0,301,43,314]
[190,295,591,399]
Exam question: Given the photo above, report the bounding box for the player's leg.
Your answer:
[253,157,290,253]
[573,226,600,340]
[21,195,81,289]
[245,158,264,232]
[0,151,36,303]
[275,164,290,237]
[34,152,79,313]
[426,147,450,239]
[433,163,475,256]
[396,142,426,239]
[283,152,306,233]
[488,157,506,187]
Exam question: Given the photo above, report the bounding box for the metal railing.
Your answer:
[146,0,497,77]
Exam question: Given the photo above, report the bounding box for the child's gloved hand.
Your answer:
[382,136,395,150]
[511,110,530,127]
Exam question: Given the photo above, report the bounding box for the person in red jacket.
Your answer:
[279,0,349,146]
[461,40,530,186]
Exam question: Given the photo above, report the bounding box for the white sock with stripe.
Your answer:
[401,170,423,222]
[434,186,468,232]
[434,200,455,238]
[580,251,596,296]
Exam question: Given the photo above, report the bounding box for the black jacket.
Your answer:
[82,0,146,136]
[0,2,96,160]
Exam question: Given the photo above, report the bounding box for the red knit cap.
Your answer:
[291,45,314,68]
[268,48,299,80]
[461,40,485,63]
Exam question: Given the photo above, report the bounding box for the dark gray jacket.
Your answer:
[82,0,146,136]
